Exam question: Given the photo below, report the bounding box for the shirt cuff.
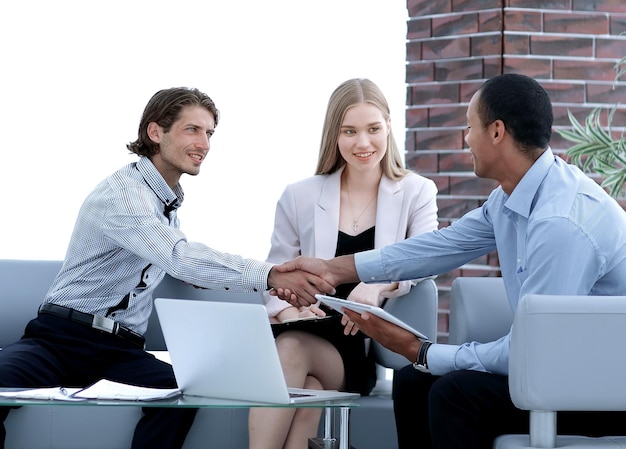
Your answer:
[243,260,274,292]
[424,343,459,376]
[354,249,387,283]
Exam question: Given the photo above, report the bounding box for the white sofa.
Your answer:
[0,259,439,449]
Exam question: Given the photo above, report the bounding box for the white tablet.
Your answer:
[315,294,428,340]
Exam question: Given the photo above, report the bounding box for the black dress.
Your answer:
[273,226,378,396]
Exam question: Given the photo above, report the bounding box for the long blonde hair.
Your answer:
[315,78,409,180]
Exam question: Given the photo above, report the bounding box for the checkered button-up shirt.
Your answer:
[44,156,272,334]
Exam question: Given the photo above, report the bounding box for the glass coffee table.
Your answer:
[0,390,358,449]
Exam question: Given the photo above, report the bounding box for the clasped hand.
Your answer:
[267,256,338,307]
[267,257,337,308]
[270,256,368,335]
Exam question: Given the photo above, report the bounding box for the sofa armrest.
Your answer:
[510,293,626,411]
[508,293,626,447]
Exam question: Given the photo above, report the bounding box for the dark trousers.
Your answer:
[0,314,196,449]
[393,366,626,449]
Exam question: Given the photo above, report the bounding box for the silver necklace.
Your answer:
[347,190,377,233]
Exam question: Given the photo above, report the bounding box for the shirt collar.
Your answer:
[505,147,554,218]
[136,156,184,211]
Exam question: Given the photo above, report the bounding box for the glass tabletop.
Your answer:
[0,388,359,409]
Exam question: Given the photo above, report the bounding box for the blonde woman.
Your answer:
[248,78,438,449]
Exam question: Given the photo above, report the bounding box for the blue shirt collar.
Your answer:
[505,147,554,218]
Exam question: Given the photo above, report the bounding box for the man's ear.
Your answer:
[147,122,162,143]
[492,120,505,143]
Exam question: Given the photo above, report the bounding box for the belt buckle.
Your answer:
[92,315,117,334]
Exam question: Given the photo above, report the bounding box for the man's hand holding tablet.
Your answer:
[315,294,428,367]
[315,294,429,340]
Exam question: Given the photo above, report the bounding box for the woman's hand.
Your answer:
[342,282,399,335]
[299,303,327,319]
[275,304,327,323]
[341,313,360,336]
[346,283,381,306]
[346,282,397,306]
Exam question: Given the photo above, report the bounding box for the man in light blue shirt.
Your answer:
[275,74,626,448]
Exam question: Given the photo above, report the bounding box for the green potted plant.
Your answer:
[558,56,626,198]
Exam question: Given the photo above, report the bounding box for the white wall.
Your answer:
[1,0,408,261]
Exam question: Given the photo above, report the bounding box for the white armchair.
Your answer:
[496,293,626,448]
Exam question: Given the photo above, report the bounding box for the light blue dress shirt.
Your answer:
[45,157,272,334]
[355,148,626,375]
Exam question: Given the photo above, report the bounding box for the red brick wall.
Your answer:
[405,0,626,341]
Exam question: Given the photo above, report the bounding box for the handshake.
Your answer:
[268,253,424,364]
[267,255,358,307]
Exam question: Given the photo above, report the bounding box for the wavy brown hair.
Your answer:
[127,87,219,157]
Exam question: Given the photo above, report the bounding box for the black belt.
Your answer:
[38,303,145,349]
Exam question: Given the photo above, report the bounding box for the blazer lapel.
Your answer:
[375,175,404,248]
[314,169,343,259]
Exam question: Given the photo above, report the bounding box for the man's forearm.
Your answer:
[327,255,360,285]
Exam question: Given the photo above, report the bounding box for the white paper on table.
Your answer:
[72,379,181,401]
[0,386,84,401]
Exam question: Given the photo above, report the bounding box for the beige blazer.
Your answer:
[265,166,438,317]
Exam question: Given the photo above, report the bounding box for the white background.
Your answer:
[1,1,408,261]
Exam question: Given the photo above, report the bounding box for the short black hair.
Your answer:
[478,74,553,154]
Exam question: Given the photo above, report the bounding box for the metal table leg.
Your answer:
[309,406,354,449]
[324,406,333,440]
[338,406,350,449]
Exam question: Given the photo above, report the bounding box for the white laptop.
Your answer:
[154,297,360,404]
